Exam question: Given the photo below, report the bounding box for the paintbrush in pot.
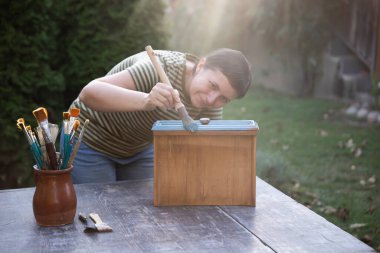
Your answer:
[28,127,46,168]
[49,123,59,145]
[69,108,80,133]
[35,126,49,169]
[61,118,79,169]
[67,119,90,168]
[145,45,198,132]
[32,107,58,170]
[69,120,80,143]
[25,125,43,161]
[16,119,44,169]
[88,213,113,232]
[60,112,70,169]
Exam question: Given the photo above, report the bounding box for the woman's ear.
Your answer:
[195,57,206,74]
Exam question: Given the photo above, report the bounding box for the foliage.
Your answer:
[253,0,341,97]
[0,0,168,189]
[168,0,256,55]
[168,0,342,96]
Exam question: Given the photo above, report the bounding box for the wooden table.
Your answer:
[0,178,375,253]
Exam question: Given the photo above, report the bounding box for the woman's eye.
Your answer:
[220,97,228,103]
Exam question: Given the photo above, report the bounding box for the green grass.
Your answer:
[224,86,380,251]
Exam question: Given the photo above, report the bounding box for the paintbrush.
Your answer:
[69,120,80,143]
[61,119,79,169]
[145,45,198,132]
[49,123,59,145]
[16,119,44,169]
[35,126,49,169]
[32,107,58,170]
[26,125,45,167]
[78,213,97,233]
[61,112,71,169]
[88,213,113,232]
[66,119,90,168]
[69,108,80,133]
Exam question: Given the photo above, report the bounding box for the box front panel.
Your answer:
[154,135,255,205]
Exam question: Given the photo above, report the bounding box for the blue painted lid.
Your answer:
[152,120,258,131]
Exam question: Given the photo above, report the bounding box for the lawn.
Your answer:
[223,86,380,251]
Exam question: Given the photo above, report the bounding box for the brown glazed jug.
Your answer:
[33,165,77,226]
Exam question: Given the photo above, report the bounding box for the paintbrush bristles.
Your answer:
[70,108,80,117]
[63,112,70,120]
[176,106,198,132]
[72,120,80,131]
[16,119,25,130]
[33,107,48,123]
[17,118,25,124]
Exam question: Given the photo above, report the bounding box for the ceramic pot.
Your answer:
[33,166,77,226]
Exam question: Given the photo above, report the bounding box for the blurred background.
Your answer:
[1,0,379,250]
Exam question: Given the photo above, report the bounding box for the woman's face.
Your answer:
[188,58,237,109]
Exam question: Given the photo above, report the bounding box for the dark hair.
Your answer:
[196,48,252,98]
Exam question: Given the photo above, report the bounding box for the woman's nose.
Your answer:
[207,91,219,106]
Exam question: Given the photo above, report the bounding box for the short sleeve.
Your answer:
[127,60,159,93]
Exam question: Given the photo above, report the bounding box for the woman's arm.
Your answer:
[79,69,178,112]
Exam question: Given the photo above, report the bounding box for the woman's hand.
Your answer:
[145,83,181,110]
[79,69,182,112]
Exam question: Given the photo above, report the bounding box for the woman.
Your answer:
[69,48,252,183]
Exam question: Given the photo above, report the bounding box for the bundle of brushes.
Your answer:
[16,107,90,170]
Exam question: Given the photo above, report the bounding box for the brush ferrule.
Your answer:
[35,127,46,145]
[39,120,53,143]
[174,102,184,111]
[63,120,69,134]
[69,115,79,133]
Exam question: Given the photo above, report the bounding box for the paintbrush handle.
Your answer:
[67,119,89,169]
[146,45,172,87]
[89,213,103,224]
[45,142,58,170]
[31,143,44,169]
[145,46,187,110]
[61,134,72,169]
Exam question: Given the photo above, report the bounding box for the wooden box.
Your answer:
[152,120,259,206]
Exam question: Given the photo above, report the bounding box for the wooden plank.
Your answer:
[251,135,257,206]
[0,180,272,253]
[220,177,376,253]
[0,178,375,253]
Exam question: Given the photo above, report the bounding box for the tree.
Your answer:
[0,0,169,189]
[253,0,341,96]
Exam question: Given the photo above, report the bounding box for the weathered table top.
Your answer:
[0,178,375,253]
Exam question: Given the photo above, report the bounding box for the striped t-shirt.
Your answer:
[71,50,223,158]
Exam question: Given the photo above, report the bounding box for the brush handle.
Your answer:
[45,142,58,170]
[67,119,89,168]
[89,213,103,224]
[145,46,186,108]
[31,143,44,169]
[61,134,72,169]
[146,46,172,87]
